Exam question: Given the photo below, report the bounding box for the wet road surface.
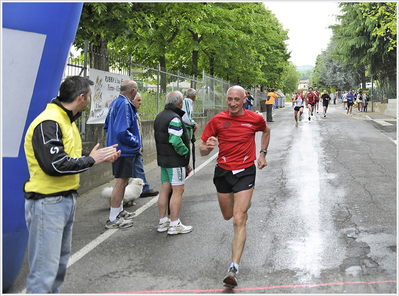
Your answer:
[7,105,397,294]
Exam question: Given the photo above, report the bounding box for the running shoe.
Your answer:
[295,122,298,127]
[324,114,326,118]
[308,117,311,121]
[119,209,135,220]
[299,115,302,121]
[167,222,193,235]
[311,112,313,116]
[105,216,133,229]
[223,266,238,288]
[157,218,170,233]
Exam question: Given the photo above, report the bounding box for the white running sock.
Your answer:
[109,207,120,222]
[170,219,180,227]
[229,262,239,273]
[160,216,168,223]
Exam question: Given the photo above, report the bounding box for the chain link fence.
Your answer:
[63,44,239,136]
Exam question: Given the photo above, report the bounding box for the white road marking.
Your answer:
[18,151,219,294]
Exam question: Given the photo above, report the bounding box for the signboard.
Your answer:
[2,2,83,290]
[87,69,130,124]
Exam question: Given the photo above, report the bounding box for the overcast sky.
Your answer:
[263,1,342,67]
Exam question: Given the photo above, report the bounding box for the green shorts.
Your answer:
[160,167,186,186]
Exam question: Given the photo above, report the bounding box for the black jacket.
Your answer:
[154,104,190,168]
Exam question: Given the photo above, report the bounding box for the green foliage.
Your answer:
[74,2,291,91]
[311,41,362,91]
[360,2,397,52]
[331,2,396,87]
[281,62,300,93]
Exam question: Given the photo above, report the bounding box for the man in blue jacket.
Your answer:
[104,80,142,229]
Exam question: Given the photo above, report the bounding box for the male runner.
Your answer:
[200,85,270,289]
[306,87,316,121]
[293,89,304,126]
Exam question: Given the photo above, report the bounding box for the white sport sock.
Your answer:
[170,219,180,227]
[229,262,239,273]
[109,207,120,222]
[160,216,168,223]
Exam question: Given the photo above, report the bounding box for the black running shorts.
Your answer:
[112,156,134,178]
[213,164,256,193]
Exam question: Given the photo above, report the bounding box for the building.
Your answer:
[297,79,309,91]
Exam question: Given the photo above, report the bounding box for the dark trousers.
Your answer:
[266,104,273,122]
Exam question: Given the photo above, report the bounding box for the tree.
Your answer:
[75,3,134,71]
[281,62,300,94]
[74,3,291,92]
[331,2,396,87]
[311,42,361,91]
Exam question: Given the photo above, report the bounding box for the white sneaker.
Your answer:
[167,222,193,235]
[105,216,133,229]
[119,210,135,220]
[157,218,170,232]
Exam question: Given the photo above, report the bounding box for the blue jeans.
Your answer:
[25,194,76,293]
[132,152,151,194]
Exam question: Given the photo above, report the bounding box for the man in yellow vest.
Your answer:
[23,76,121,293]
[265,88,278,122]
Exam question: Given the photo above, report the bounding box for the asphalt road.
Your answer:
[7,104,397,294]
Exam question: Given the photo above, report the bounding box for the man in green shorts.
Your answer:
[153,91,193,235]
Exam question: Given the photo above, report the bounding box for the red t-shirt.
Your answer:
[315,90,320,100]
[201,110,267,170]
[306,92,315,104]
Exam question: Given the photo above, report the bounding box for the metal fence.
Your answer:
[62,42,243,137]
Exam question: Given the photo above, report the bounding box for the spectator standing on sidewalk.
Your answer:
[200,85,270,289]
[181,88,198,141]
[265,88,278,122]
[23,76,121,293]
[104,80,141,229]
[128,92,159,198]
[154,90,193,235]
[243,90,254,110]
[356,90,364,112]
[363,92,368,112]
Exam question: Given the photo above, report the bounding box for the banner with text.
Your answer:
[87,69,129,124]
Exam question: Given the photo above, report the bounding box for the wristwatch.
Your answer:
[260,149,267,155]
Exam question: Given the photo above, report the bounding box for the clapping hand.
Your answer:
[90,143,121,165]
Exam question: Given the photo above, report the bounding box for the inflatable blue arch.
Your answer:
[2,3,83,291]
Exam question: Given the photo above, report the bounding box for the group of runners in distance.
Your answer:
[292,87,331,126]
[292,87,369,126]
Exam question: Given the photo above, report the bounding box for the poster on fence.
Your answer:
[87,69,130,124]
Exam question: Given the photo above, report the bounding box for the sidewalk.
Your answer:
[327,103,397,121]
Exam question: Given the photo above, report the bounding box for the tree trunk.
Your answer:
[159,55,167,94]
[209,52,215,76]
[190,31,203,78]
[360,67,367,90]
[89,37,109,71]
[192,50,199,76]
